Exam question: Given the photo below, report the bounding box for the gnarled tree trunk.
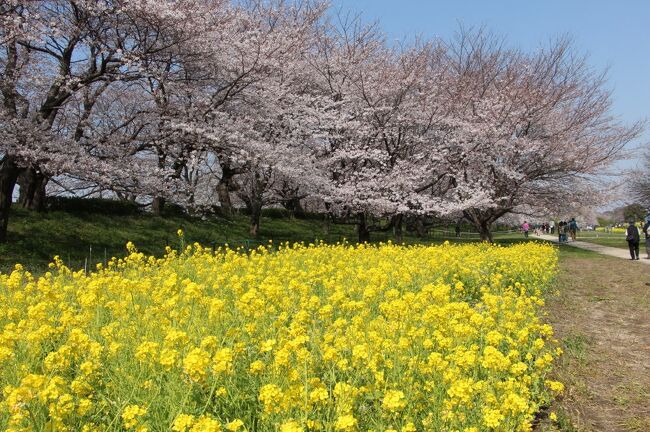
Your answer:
[415,216,428,238]
[246,170,270,237]
[216,166,236,218]
[464,209,499,243]
[17,167,48,212]
[283,197,305,219]
[249,200,263,237]
[0,155,20,243]
[477,220,494,242]
[216,181,233,218]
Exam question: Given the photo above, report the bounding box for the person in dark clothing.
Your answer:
[558,221,569,242]
[643,214,650,259]
[455,223,461,238]
[568,218,578,241]
[626,220,640,260]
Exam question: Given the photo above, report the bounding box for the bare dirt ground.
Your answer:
[539,250,650,431]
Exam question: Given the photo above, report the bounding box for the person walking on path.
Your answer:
[626,220,640,260]
[562,221,570,242]
[643,214,650,259]
[569,218,578,241]
[522,221,530,238]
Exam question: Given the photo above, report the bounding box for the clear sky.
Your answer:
[332,0,650,167]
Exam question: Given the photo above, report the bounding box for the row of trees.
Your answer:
[1,0,643,242]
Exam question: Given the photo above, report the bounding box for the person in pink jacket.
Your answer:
[521,221,530,238]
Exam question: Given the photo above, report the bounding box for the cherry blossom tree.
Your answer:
[305,17,491,242]
[0,0,218,241]
[229,80,329,235]
[170,0,329,228]
[436,30,643,241]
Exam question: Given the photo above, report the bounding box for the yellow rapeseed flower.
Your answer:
[122,404,147,429]
[0,241,560,431]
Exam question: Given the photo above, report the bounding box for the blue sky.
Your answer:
[332,0,650,167]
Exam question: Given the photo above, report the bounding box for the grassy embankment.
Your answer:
[1,198,548,273]
[0,204,347,273]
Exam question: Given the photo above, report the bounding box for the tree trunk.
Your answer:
[323,203,332,237]
[0,156,20,243]
[464,210,495,243]
[152,196,165,216]
[249,201,262,237]
[322,212,331,238]
[216,180,232,217]
[477,220,494,243]
[216,168,235,218]
[358,212,371,243]
[17,167,48,212]
[415,216,428,238]
[283,197,305,219]
[392,214,403,243]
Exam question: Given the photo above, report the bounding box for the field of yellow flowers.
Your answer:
[0,239,562,432]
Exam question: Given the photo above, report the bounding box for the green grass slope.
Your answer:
[0,198,562,273]
[0,204,357,273]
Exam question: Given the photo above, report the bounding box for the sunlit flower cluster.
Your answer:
[0,240,561,431]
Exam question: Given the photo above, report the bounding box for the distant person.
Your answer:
[562,221,570,242]
[550,220,555,234]
[455,223,461,238]
[522,221,530,238]
[626,220,640,260]
[568,218,578,241]
[643,213,650,259]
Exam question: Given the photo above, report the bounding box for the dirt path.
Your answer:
[540,252,650,431]
[538,234,650,264]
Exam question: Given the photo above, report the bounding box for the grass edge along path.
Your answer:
[537,235,650,264]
